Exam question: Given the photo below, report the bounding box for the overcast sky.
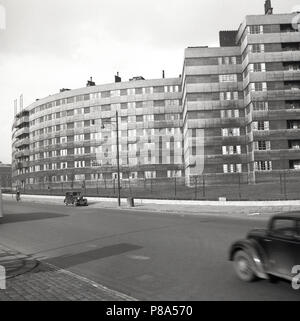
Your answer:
[0,0,299,163]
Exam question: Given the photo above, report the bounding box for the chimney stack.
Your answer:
[115,72,122,83]
[86,77,96,87]
[264,0,273,15]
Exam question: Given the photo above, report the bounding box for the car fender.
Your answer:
[229,239,268,279]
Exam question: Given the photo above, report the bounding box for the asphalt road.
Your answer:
[0,199,299,301]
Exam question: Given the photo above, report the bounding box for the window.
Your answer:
[222,128,240,137]
[101,91,110,98]
[142,87,153,94]
[75,121,84,128]
[219,74,237,82]
[145,171,156,179]
[249,25,263,34]
[222,146,241,155]
[127,88,135,95]
[223,164,242,173]
[252,121,269,131]
[250,44,265,53]
[288,140,300,149]
[255,161,272,171]
[254,141,271,151]
[220,91,238,101]
[167,170,182,178]
[129,172,138,179]
[60,136,67,144]
[164,85,179,93]
[250,82,267,92]
[218,57,237,65]
[74,147,85,155]
[253,101,268,111]
[290,160,300,170]
[220,109,239,118]
[75,174,85,181]
[74,108,83,115]
[75,134,85,142]
[112,172,123,180]
[75,160,85,168]
[110,90,120,97]
[101,105,111,112]
[128,129,136,137]
[248,63,266,72]
[60,162,67,169]
[287,120,300,129]
[271,219,297,239]
[60,149,67,156]
[144,114,154,122]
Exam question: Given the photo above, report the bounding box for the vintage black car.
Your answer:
[229,214,300,282]
[64,191,88,207]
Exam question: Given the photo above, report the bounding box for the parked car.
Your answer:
[64,191,88,207]
[229,214,300,282]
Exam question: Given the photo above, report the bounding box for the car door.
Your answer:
[261,218,298,280]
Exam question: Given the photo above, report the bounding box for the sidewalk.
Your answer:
[0,244,136,301]
[3,194,300,218]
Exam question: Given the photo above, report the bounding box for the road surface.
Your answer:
[0,199,299,300]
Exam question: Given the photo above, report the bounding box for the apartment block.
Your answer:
[12,1,300,189]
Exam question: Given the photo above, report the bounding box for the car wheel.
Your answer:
[233,250,257,282]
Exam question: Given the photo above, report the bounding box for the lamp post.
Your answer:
[102,111,121,206]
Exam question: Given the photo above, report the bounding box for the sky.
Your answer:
[0,0,300,164]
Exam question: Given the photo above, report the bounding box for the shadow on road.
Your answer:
[44,243,143,269]
[1,212,69,224]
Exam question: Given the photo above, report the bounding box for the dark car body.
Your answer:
[229,214,300,282]
[64,191,88,207]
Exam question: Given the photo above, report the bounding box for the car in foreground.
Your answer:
[229,214,300,282]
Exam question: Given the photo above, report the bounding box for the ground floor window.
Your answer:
[255,161,272,171]
[223,164,242,173]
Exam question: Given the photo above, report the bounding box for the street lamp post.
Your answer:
[115,111,121,207]
[102,111,121,207]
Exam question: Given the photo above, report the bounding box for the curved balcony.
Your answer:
[13,116,29,129]
[15,127,29,138]
[14,150,30,159]
[14,138,30,148]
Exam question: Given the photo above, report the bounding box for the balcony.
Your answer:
[14,116,29,128]
[14,138,30,148]
[15,127,29,138]
[14,150,30,159]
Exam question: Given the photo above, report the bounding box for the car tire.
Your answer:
[233,250,257,282]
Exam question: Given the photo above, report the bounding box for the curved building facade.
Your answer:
[12,78,184,190]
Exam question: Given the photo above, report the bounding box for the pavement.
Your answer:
[0,199,299,301]
[0,244,135,301]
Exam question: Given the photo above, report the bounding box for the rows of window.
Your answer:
[30,128,182,148]
[30,86,181,115]
[26,170,183,184]
[30,116,182,138]
[30,100,181,125]
[28,152,183,172]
